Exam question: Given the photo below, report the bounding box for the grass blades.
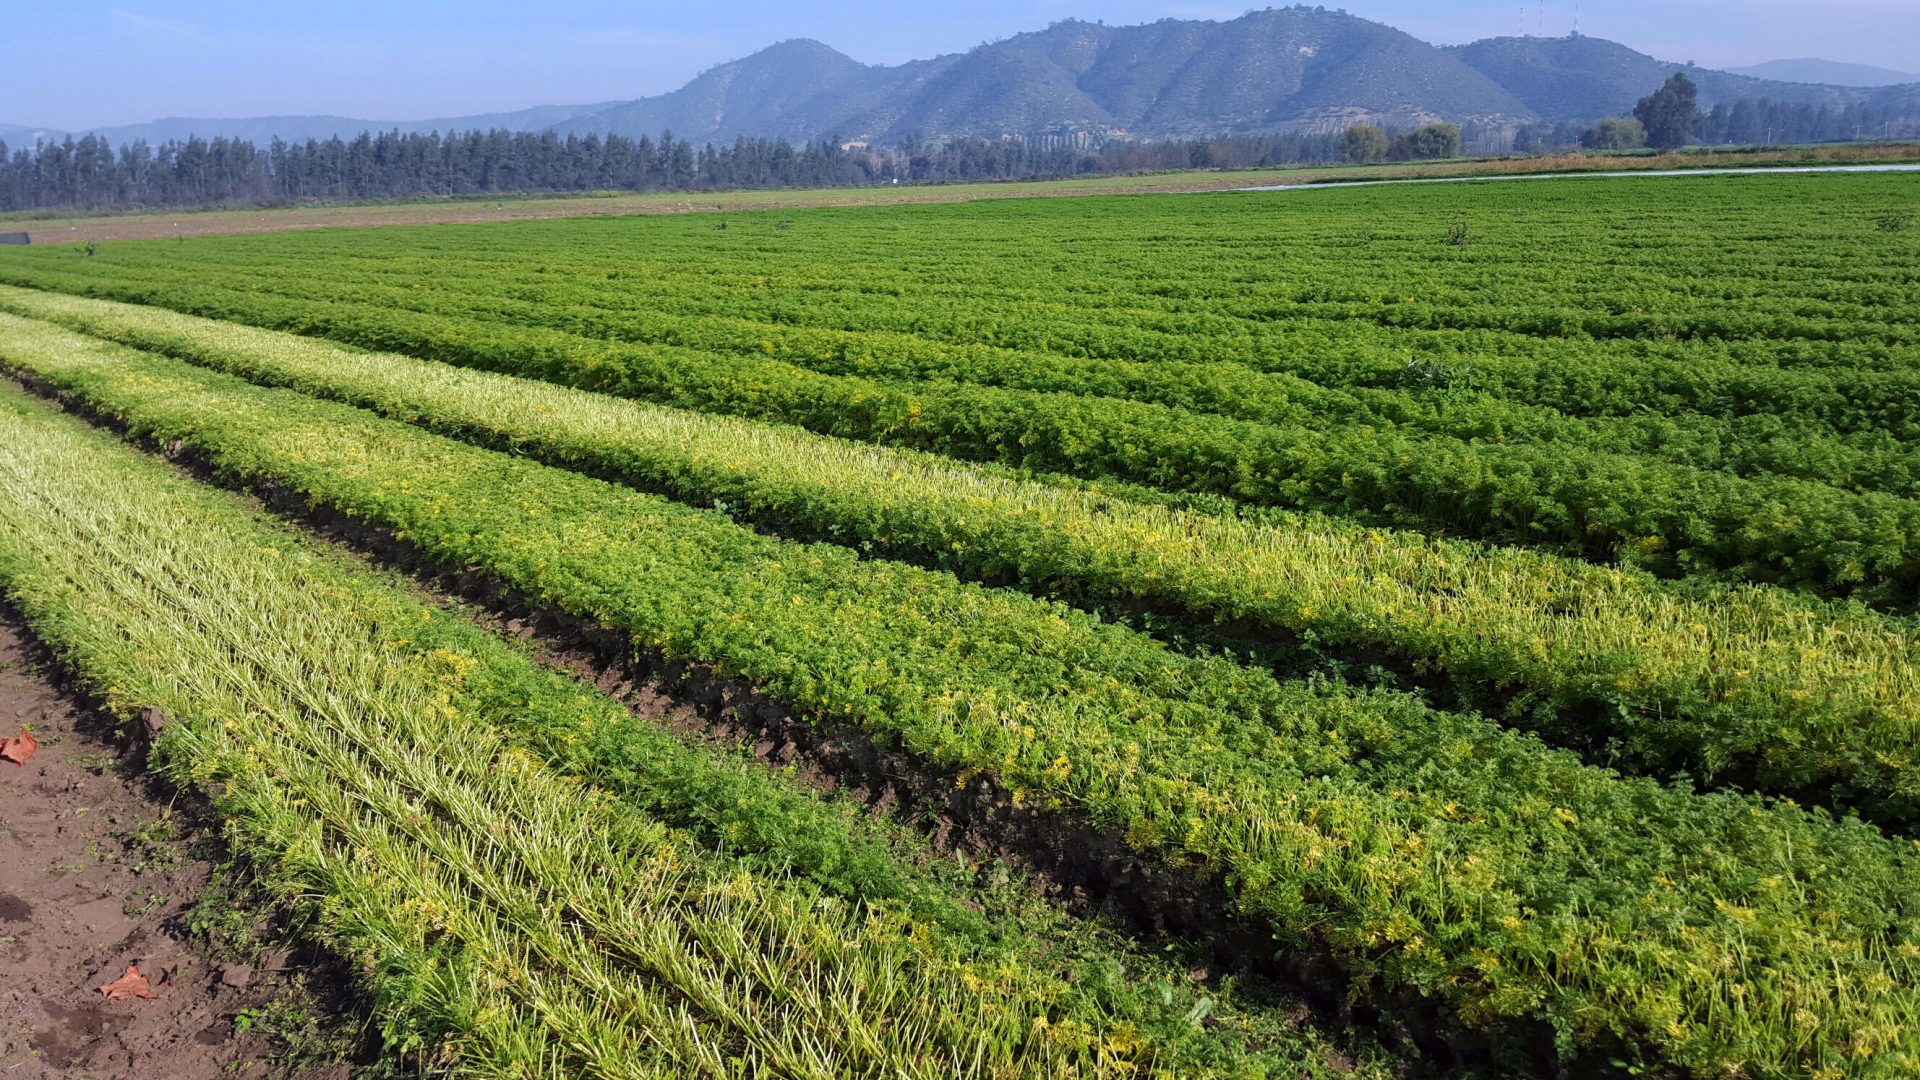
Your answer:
[4,312,1918,1077]
[3,285,1914,822]
[0,384,1384,1078]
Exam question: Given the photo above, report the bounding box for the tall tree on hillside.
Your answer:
[1634,73,1700,149]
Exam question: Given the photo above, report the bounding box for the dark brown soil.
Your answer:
[0,615,356,1080]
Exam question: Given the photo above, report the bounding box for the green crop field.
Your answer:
[0,170,1916,1078]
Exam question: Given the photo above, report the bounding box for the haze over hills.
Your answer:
[1727,59,1920,88]
[551,13,1537,145]
[1445,35,1900,123]
[0,123,64,145]
[20,104,624,151]
[6,8,1917,149]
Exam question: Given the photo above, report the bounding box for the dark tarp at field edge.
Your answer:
[0,233,29,245]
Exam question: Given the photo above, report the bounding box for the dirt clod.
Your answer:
[139,706,171,744]
[218,964,254,990]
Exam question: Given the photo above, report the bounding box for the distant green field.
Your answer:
[1,168,1918,1078]
[8,140,1915,241]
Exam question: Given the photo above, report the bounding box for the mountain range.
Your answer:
[1726,58,1920,88]
[8,8,1919,149]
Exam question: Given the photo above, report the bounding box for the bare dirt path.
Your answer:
[0,615,354,1080]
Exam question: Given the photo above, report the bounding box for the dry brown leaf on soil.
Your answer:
[0,727,36,765]
[98,964,159,1001]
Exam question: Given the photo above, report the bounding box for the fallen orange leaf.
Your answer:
[0,727,35,766]
[98,964,158,1001]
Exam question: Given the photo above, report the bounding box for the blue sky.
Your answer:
[5,1,1917,130]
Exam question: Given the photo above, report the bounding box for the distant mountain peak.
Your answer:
[12,11,1914,149]
[557,7,1537,145]
[752,38,857,61]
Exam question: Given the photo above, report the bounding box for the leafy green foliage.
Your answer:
[5,316,1919,1077]
[1580,117,1646,150]
[1340,124,1388,164]
[4,175,1918,603]
[5,170,1920,1077]
[1634,73,1701,148]
[8,286,1919,824]
[1392,123,1462,160]
[0,383,1374,1078]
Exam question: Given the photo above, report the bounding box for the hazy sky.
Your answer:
[6,1,1917,130]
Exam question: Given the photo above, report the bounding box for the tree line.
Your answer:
[7,89,1909,215]
[1518,76,1920,153]
[1338,122,1463,164]
[0,126,1350,213]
